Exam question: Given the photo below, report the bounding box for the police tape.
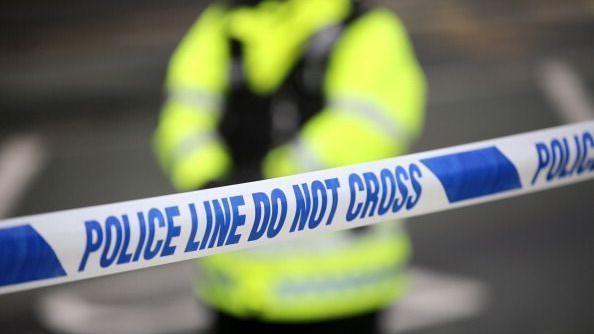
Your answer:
[1,121,593,294]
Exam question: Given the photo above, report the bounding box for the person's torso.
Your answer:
[217,0,364,177]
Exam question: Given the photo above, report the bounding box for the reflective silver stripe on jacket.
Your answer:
[328,97,412,143]
[170,131,219,170]
[167,88,223,117]
[277,265,404,297]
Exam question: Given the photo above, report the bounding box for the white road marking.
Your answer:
[37,262,213,334]
[0,133,48,218]
[381,267,490,333]
[538,59,594,123]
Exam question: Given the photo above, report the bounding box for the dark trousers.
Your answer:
[212,311,381,334]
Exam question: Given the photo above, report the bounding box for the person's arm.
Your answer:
[154,5,231,191]
[263,9,426,178]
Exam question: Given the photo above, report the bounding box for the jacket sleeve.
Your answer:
[154,5,232,191]
[263,9,426,178]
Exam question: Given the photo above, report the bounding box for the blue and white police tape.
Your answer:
[1,121,593,294]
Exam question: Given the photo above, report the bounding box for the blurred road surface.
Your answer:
[0,1,593,333]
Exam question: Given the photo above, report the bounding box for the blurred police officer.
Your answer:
[154,0,426,332]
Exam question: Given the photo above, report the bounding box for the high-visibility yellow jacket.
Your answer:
[154,0,425,322]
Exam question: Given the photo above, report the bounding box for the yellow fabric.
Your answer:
[154,101,219,169]
[324,10,426,140]
[262,145,301,180]
[264,9,426,178]
[154,5,232,189]
[170,141,231,192]
[196,224,411,322]
[227,0,351,95]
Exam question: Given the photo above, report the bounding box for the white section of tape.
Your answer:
[0,121,593,294]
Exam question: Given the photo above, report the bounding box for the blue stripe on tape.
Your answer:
[0,225,66,286]
[421,147,522,203]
